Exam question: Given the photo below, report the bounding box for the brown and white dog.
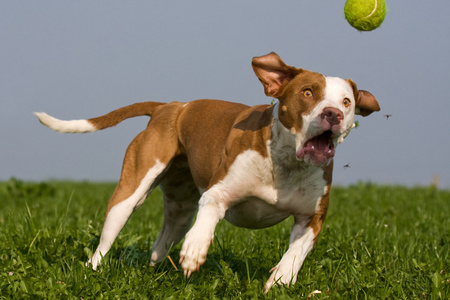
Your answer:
[35,52,380,292]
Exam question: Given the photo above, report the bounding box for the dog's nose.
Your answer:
[321,107,343,125]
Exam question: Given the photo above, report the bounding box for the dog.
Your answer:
[35,52,380,292]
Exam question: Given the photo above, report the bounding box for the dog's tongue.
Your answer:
[296,131,335,166]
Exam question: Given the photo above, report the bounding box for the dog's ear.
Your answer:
[357,90,381,116]
[346,79,380,117]
[252,52,302,98]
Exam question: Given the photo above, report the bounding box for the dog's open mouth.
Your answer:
[296,130,335,166]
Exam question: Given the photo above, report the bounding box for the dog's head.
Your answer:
[252,52,380,167]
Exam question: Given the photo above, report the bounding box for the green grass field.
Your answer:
[1,178,449,299]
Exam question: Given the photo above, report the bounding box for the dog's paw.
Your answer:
[150,250,165,266]
[264,264,297,293]
[179,232,213,278]
[86,250,102,270]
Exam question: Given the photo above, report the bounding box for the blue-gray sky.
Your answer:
[2,1,449,188]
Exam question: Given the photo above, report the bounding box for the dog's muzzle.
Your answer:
[296,130,335,166]
[296,107,344,166]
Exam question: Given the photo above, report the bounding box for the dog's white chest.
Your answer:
[222,149,327,229]
[274,166,327,214]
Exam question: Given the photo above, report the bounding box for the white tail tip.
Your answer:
[34,112,97,133]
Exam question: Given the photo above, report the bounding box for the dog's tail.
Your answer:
[34,101,166,133]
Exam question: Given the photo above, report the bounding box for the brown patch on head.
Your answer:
[276,71,327,132]
[252,52,327,133]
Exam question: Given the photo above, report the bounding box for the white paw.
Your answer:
[264,264,297,293]
[179,232,213,278]
[86,250,102,270]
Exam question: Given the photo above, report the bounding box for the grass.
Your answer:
[1,178,449,299]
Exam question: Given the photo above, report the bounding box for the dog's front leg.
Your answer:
[264,218,316,293]
[179,191,226,277]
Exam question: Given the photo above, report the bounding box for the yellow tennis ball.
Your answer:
[344,0,387,31]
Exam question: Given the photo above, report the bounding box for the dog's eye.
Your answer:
[302,89,313,98]
[343,98,351,108]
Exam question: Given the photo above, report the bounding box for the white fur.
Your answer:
[264,226,315,292]
[324,76,356,135]
[88,160,166,269]
[34,112,96,133]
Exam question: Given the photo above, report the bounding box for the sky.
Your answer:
[1,1,449,188]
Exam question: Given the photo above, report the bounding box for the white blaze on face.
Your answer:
[324,76,357,142]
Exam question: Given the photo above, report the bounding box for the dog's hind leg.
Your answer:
[88,126,177,270]
[150,159,200,265]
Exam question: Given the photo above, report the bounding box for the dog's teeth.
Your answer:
[311,146,315,149]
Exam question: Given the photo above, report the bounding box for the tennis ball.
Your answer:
[344,0,387,31]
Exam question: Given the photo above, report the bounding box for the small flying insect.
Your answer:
[384,114,392,120]
[343,163,351,170]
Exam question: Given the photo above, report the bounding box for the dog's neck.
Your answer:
[269,103,319,173]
